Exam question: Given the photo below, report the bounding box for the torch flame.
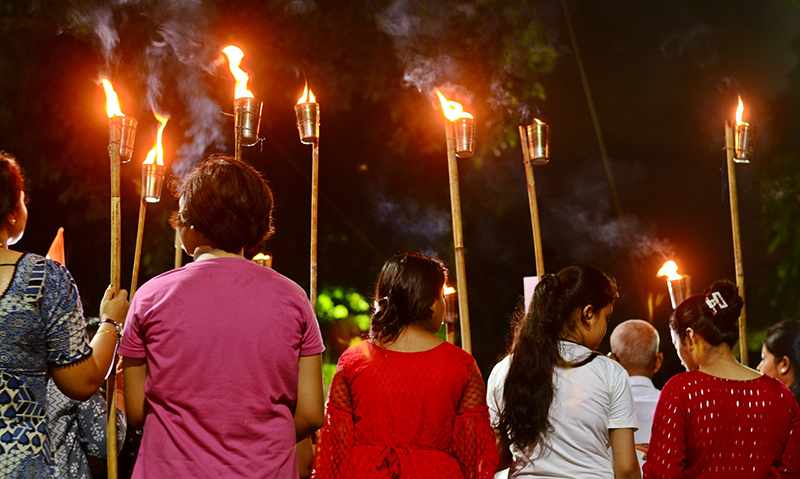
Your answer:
[100,79,124,118]
[534,118,543,125]
[297,83,316,104]
[735,96,748,126]
[444,286,456,295]
[657,260,683,281]
[142,109,169,166]
[436,90,473,122]
[222,46,254,99]
[253,253,271,261]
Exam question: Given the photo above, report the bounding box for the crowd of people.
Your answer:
[1,150,800,478]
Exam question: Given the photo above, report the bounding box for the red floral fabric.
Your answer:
[313,341,498,479]
[644,371,800,479]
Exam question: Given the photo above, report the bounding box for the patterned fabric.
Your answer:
[644,371,800,478]
[313,340,498,479]
[0,254,92,479]
[47,380,126,479]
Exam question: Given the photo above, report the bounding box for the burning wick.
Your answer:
[523,118,549,165]
[222,46,262,150]
[142,110,169,203]
[657,260,691,309]
[295,83,319,144]
[252,252,273,268]
[101,78,137,162]
[436,90,475,158]
[734,96,756,163]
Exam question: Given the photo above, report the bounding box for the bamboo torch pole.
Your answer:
[444,119,472,353]
[310,140,319,310]
[130,197,146,298]
[725,120,748,365]
[519,126,546,277]
[174,231,182,269]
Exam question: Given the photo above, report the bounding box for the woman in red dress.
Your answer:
[644,280,800,478]
[312,254,498,479]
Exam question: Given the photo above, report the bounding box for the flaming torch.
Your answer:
[657,260,691,309]
[131,109,169,299]
[519,119,550,277]
[443,286,457,344]
[253,252,273,268]
[436,89,472,353]
[222,46,262,161]
[724,96,755,364]
[295,83,320,309]
[100,78,136,479]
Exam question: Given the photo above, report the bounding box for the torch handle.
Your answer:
[130,197,147,299]
[519,127,546,277]
[174,230,183,269]
[445,121,472,354]
[725,121,748,365]
[310,141,319,310]
[107,124,122,479]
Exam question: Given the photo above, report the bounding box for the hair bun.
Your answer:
[534,274,560,297]
[703,280,743,325]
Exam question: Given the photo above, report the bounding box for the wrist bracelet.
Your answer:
[100,318,123,337]
[95,329,120,341]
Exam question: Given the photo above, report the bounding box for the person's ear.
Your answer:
[653,352,664,374]
[779,356,792,376]
[581,305,595,327]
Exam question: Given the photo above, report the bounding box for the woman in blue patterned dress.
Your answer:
[0,152,129,478]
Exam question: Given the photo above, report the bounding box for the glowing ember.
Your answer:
[297,83,316,104]
[436,90,473,122]
[444,286,456,295]
[657,260,682,281]
[142,109,169,166]
[735,96,748,126]
[253,253,271,261]
[222,46,254,99]
[100,79,124,118]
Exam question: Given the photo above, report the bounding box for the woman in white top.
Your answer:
[487,264,640,478]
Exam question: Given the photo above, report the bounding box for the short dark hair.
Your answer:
[369,254,448,344]
[170,155,274,254]
[0,152,26,222]
[670,280,742,348]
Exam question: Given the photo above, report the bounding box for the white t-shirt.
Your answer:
[487,340,637,478]
[629,375,660,473]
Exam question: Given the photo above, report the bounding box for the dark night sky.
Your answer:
[2,0,799,383]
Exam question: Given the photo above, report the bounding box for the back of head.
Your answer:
[610,319,660,373]
[500,263,618,450]
[670,280,742,348]
[369,254,448,344]
[764,320,800,401]
[172,155,274,254]
[0,152,26,222]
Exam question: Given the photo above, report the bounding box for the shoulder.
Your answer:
[756,374,798,403]
[487,354,512,390]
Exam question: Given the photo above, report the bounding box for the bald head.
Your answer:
[610,319,661,377]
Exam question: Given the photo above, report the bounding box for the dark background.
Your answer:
[2,0,800,387]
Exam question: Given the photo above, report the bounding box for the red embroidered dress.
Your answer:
[644,371,800,478]
[313,341,498,479]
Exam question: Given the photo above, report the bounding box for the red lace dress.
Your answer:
[312,340,499,479]
[644,371,800,478]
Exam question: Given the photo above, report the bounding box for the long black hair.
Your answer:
[498,264,618,450]
[369,254,448,344]
[763,320,800,404]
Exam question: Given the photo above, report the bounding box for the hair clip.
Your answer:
[705,291,728,315]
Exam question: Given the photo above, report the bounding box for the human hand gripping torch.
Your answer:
[222,46,262,161]
[436,89,473,353]
[725,96,757,363]
[295,84,320,309]
[519,119,549,277]
[657,260,691,309]
[100,78,137,479]
[131,110,169,299]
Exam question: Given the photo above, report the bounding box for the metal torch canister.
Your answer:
[454,118,475,158]
[234,98,263,146]
[525,122,549,165]
[734,124,756,163]
[109,116,138,163]
[295,102,319,144]
[667,275,692,309]
[142,163,166,203]
[444,290,458,324]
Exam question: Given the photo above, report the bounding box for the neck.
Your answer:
[696,343,736,370]
[192,245,243,261]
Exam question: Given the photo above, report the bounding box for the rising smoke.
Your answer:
[372,191,451,255]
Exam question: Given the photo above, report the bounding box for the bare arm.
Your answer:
[122,356,147,429]
[610,428,641,479]
[294,353,324,442]
[50,286,129,401]
[492,428,513,472]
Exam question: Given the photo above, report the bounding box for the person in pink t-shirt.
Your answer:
[119,155,325,479]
